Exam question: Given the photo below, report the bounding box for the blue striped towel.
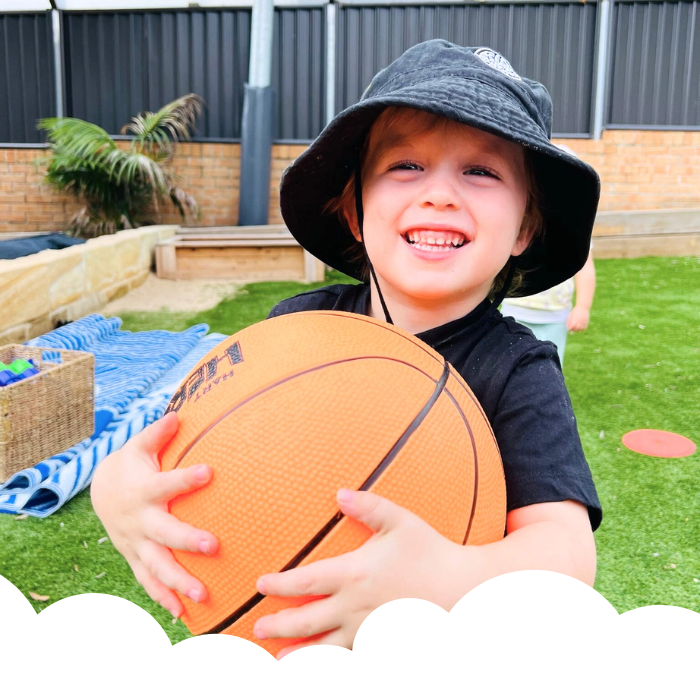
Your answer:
[0,315,226,517]
[27,314,212,436]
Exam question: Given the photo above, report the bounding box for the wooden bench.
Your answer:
[155,225,326,283]
[592,209,700,258]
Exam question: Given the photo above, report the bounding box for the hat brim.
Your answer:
[280,88,599,297]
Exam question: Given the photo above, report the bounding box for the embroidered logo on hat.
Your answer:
[474,48,522,82]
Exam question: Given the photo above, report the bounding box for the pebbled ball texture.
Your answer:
[159,311,506,655]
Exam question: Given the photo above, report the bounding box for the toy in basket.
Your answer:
[0,344,95,482]
[0,359,39,387]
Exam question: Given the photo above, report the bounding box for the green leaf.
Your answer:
[122,94,203,149]
[38,95,202,237]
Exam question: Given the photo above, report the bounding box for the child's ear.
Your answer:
[511,226,534,257]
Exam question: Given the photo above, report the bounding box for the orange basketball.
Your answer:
[159,310,505,655]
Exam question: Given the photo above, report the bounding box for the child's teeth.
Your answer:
[405,230,466,249]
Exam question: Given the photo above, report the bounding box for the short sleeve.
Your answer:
[491,345,602,530]
[267,298,298,319]
[266,286,345,319]
[266,284,367,319]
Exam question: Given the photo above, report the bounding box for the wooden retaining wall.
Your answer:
[592,209,700,258]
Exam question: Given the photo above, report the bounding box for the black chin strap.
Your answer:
[354,166,394,325]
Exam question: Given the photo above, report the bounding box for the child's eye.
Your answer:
[389,160,421,171]
[465,166,499,179]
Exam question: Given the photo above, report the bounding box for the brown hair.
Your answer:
[325,107,544,294]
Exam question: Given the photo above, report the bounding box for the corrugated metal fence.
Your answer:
[335,3,598,136]
[63,10,252,139]
[609,0,700,128]
[273,7,326,140]
[1,2,699,144]
[0,12,55,143]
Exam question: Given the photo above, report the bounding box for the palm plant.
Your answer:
[39,94,203,238]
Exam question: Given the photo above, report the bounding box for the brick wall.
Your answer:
[556,131,700,211]
[268,144,308,225]
[161,143,241,227]
[1,131,698,234]
[0,143,242,233]
[0,149,74,233]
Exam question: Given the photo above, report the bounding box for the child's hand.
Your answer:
[91,412,218,618]
[253,489,464,658]
[567,305,590,331]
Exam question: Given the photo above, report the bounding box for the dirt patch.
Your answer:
[101,273,241,314]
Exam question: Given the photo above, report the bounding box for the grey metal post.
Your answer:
[592,0,613,140]
[238,0,275,226]
[51,9,64,118]
[248,0,274,88]
[325,3,337,126]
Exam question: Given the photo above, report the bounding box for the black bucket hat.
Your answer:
[280,40,600,297]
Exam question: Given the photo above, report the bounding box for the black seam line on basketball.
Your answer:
[308,312,490,455]
[309,311,487,446]
[172,355,442,470]
[206,512,344,635]
[447,367,499,449]
[356,359,450,492]
[312,311,445,369]
[205,359,450,636]
[443,387,480,545]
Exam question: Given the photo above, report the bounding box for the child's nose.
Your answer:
[419,175,461,210]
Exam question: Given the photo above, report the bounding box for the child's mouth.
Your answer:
[402,229,467,252]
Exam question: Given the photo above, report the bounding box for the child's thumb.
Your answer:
[133,411,180,454]
[337,489,409,534]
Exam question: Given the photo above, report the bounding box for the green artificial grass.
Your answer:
[0,270,355,645]
[0,490,192,643]
[565,256,700,613]
[0,258,697,644]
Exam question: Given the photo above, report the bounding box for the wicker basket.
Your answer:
[0,345,95,482]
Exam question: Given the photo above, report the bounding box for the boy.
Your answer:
[92,41,602,658]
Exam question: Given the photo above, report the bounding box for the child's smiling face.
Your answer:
[346,110,533,325]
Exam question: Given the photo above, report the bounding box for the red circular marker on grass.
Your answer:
[622,429,696,458]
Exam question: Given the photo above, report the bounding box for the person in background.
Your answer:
[500,250,596,368]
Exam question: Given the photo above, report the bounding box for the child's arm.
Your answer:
[567,252,596,331]
[253,489,595,657]
[91,412,218,618]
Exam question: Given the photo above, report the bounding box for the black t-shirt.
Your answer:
[268,283,602,531]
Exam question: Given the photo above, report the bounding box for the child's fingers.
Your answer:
[137,539,208,604]
[254,597,338,642]
[131,559,184,618]
[337,488,409,534]
[131,411,180,454]
[142,508,218,556]
[147,462,213,502]
[257,558,343,598]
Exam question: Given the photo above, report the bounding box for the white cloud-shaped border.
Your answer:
[2,571,698,699]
